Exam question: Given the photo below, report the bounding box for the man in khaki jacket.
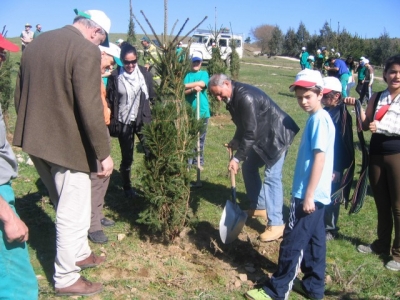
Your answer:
[14,8,113,296]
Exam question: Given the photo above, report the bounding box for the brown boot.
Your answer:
[246,209,267,219]
[260,225,285,242]
[76,252,106,270]
[55,276,103,296]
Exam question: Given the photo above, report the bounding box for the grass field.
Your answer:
[3,40,400,299]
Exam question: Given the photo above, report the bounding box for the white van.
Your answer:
[185,29,243,66]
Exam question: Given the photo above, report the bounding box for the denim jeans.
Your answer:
[189,118,209,166]
[0,183,38,299]
[242,149,286,226]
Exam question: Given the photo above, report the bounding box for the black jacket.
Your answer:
[106,65,156,128]
[227,81,300,167]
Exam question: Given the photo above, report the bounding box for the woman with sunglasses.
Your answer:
[106,43,156,198]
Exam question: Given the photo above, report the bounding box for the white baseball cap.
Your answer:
[116,38,124,44]
[301,46,306,51]
[289,69,326,92]
[99,42,122,66]
[191,51,203,62]
[323,77,342,94]
[74,8,111,47]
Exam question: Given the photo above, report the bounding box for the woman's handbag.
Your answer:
[108,117,121,137]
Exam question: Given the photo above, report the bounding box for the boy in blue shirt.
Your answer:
[184,52,211,167]
[245,69,335,300]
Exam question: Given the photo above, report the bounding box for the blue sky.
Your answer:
[1,0,399,40]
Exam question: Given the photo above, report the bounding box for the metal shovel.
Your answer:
[219,150,248,244]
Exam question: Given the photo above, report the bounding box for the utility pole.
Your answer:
[164,0,168,44]
[215,6,217,33]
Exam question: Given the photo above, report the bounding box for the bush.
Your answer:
[0,52,13,116]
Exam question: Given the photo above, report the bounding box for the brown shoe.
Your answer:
[55,276,103,296]
[246,209,267,219]
[76,252,106,270]
[260,225,285,242]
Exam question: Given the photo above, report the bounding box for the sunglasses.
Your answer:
[123,59,137,65]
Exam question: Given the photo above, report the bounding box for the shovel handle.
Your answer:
[230,169,236,188]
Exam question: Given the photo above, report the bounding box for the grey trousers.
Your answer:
[89,160,110,233]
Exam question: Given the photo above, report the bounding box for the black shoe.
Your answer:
[88,230,108,244]
[124,188,136,198]
[100,218,115,227]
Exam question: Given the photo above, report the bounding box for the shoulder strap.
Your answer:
[372,91,383,113]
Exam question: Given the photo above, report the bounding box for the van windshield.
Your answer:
[191,35,209,44]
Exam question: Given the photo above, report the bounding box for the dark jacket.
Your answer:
[106,65,155,130]
[325,103,355,201]
[227,81,300,167]
[13,25,110,173]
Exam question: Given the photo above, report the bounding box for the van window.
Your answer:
[219,39,227,47]
[234,39,242,48]
[192,35,209,44]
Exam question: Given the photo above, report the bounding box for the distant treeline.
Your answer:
[250,21,399,66]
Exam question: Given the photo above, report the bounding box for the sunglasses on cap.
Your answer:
[123,59,137,65]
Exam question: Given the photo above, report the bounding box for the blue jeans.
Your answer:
[0,183,38,300]
[189,118,209,166]
[242,149,286,226]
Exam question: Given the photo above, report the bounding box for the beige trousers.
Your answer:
[30,155,92,288]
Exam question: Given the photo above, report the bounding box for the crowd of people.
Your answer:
[299,46,375,102]
[1,9,400,299]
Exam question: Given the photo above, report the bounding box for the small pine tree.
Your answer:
[229,39,240,80]
[133,10,206,242]
[207,46,227,116]
[126,0,136,45]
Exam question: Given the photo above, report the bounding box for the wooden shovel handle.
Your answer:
[230,168,236,188]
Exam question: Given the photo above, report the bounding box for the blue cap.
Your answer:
[191,52,202,62]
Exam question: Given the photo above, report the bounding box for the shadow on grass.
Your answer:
[15,178,56,286]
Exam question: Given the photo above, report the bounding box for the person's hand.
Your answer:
[193,86,201,93]
[332,171,341,183]
[343,97,357,106]
[3,215,29,243]
[228,139,239,151]
[144,63,150,71]
[369,120,378,133]
[302,197,316,214]
[228,159,239,175]
[98,155,114,178]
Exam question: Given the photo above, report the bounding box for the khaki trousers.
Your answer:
[30,155,92,288]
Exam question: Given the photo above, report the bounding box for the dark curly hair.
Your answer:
[383,54,400,82]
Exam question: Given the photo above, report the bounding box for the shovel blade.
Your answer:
[219,199,248,244]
